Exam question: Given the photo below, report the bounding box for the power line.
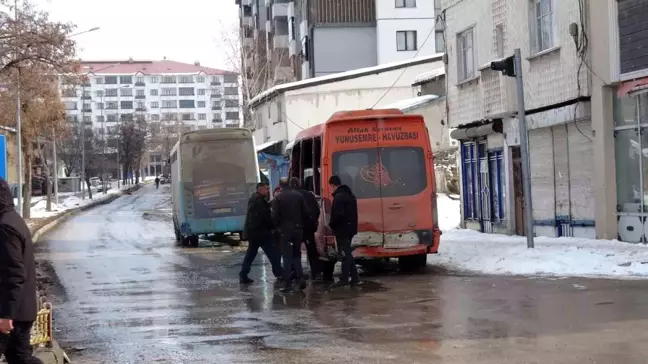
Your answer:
[371,15,443,109]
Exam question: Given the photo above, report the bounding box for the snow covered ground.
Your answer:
[435,193,648,279]
[30,185,134,219]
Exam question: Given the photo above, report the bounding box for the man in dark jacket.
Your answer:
[271,178,309,292]
[0,177,43,363]
[240,182,283,284]
[292,177,321,280]
[328,175,359,287]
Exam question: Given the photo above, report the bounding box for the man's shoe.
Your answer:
[280,285,293,293]
[331,281,349,289]
[298,280,307,290]
[240,276,254,284]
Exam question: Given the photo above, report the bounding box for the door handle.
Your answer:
[388,203,403,210]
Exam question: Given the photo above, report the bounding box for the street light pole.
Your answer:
[81,83,87,199]
[13,0,22,216]
[52,129,58,205]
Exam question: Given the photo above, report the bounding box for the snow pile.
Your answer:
[437,230,648,279]
[434,191,648,279]
[30,185,130,219]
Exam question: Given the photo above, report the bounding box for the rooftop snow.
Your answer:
[249,53,444,108]
[412,67,445,86]
[381,94,441,112]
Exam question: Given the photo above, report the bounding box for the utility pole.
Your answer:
[52,129,58,205]
[14,0,22,216]
[491,48,534,248]
[81,85,86,200]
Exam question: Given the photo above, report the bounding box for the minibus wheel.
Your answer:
[189,235,199,248]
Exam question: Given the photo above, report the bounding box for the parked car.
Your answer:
[160,175,169,184]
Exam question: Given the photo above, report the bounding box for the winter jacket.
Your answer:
[243,192,274,240]
[299,189,320,233]
[0,177,37,321]
[329,184,358,238]
[271,187,309,233]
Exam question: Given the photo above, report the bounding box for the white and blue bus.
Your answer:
[170,128,262,247]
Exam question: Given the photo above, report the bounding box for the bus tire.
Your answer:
[398,254,427,272]
[189,235,200,248]
[173,224,181,243]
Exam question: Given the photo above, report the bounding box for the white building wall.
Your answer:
[376,0,437,64]
[252,60,443,143]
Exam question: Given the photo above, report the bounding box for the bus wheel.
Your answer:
[398,254,427,272]
[180,235,191,247]
[173,224,181,243]
[189,235,200,248]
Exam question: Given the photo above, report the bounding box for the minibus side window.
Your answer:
[297,137,322,196]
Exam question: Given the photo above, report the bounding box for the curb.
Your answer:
[29,183,143,364]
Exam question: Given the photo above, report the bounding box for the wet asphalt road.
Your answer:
[36,184,648,363]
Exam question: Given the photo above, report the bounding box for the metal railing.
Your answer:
[30,294,53,346]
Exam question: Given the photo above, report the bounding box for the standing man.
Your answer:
[293,178,321,280]
[154,175,160,189]
[0,178,43,364]
[328,175,360,287]
[272,178,309,292]
[240,182,284,284]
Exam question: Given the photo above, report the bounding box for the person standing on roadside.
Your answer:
[328,175,360,288]
[293,178,321,281]
[240,182,284,284]
[0,177,43,364]
[271,178,309,292]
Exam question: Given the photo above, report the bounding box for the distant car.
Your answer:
[159,175,169,184]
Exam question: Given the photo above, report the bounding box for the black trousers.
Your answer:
[0,321,43,364]
[336,235,359,284]
[280,229,304,284]
[303,230,320,278]
[240,235,283,278]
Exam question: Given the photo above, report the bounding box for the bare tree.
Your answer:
[117,119,147,186]
[147,118,183,175]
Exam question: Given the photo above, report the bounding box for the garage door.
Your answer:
[568,121,594,220]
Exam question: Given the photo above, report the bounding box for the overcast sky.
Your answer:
[33,0,240,71]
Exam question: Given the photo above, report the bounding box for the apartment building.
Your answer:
[235,0,439,101]
[444,0,595,239]
[60,59,240,176]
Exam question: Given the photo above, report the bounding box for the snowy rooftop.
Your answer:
[249,53,444,108]
[381,94,441,112]
[412,67,445,86]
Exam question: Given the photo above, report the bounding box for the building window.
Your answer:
[198,113,206,120]
[136,89,145,97]
[162,100,177,108]
[224,87,238,95]
[82,103,91,111]
[151,114,160,121]
[83,115,91,123]
[396,30,417,51]
[95,90,104,98]
[105,89,118,97]
[179,76,193,83]
[136,101,145,109]
[488,150,505,221]
[66,115,77,122]
[225,99,239,108]
[435,31,445,53]
[457,27,475,82]
[62,89,76,97]
[150,77,158,83]
[179,87,195,96]
[151,101,159,108]
[224,74,238,83]
[96,102,104,109]
[106,102,118,109]
[495,24,504,58]
[64,102,77,110]
[136,77,145,84]
[120,101,133,109]
[198,89,206,95]
[95,77,104,84]
[226,112,240,120]
[181,113,194,121]
[104,76,117,84]
[197,101,206,108]
[96,115,104,123]
[530,0,556,54]
[197,76,206,83]
[150,89,158,96]
[179,100,195,108]
[120,76,132,84]
[120,88,133,96]
[161,88,176,96]
[395,0,416,8]
[121,114,133,122]
[107,114,117,122]
[161,76,176,84]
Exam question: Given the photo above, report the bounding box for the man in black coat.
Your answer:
[328,175,359,287]
[0,177,43,363]
[293,177,321,280]
[271,178,309,292]
[240,182,283,284]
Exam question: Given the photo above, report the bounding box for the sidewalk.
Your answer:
[435,193,648,280]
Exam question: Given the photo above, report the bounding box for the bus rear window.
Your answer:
[332,147,427,199]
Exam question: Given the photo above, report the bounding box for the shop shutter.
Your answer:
[529,128,555,221]
[552,125,570,218]
[568,121,594,220]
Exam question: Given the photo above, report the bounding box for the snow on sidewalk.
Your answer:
[435,193,648,279]
[30,185,135,218]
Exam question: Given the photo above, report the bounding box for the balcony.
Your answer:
[83,120,93,125]
[210,81,221,86]
[273,34,289,49]
[81,83,91,87]
[272,1,289,18]
[210,93,222,98]
[81,95,92,100]
[212,118,222,123]
[135,82,145,87]
[136,107,147,112]
[81,108,92,113]
[212,106,222,111]
[135,95,146,99]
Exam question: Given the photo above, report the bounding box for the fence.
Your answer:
[30,293,53,347]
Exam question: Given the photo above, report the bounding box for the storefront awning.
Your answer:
[618,76,648,97]
[255,140,283,154]
[450,119,503,140]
